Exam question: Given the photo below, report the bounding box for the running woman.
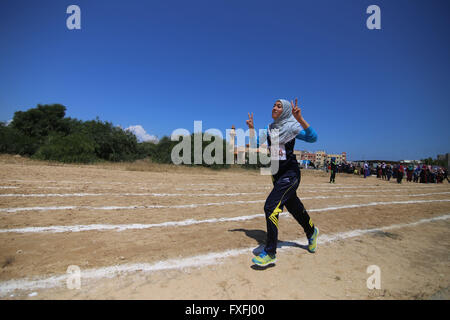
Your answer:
[246,98,319,267]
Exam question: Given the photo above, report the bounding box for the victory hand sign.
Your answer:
[291,98,302,122]
[246,112,254,129]
[291,98,310,129]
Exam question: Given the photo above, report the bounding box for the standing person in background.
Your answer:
[406,164,414,182]
[444,168,449,183]
[385,164,392,181]
[437,169,444,183]
[381,162,387,180]
[413,165,421,183]
[427,165,433,183]
[364,162,369,178]
[386,164,393,181]
[430,168,436,183]
[420,164,427,183]
[329,157,337,183]
[397,164,404,184]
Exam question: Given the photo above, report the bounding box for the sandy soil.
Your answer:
[0,155,449,299]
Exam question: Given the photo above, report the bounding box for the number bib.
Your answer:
[271,144,286,160]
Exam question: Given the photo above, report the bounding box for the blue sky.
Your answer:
[1,0,449,161]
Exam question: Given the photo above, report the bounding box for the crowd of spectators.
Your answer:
[322,161,449,184]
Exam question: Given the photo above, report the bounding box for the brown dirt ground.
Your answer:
[0,155,449,299]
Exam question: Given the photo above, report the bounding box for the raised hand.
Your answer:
[246,112,254,129]
[291,98,302,121]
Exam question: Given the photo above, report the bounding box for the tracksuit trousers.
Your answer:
[330,170,336,183]
[264,168,315,255]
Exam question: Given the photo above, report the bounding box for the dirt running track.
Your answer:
[0,156,449,299]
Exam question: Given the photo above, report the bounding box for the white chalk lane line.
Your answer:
[0,200,266,213]
[0,213,448,297]
[1,199,449,233]
[1,187,448,195]
[1,186,447,195]
[0,192,265,198]
[2,179,447,189]
[1,192,449,214]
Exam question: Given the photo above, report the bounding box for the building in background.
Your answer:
[326,152,347,165]
[296,150,347,167]
[300,151,316,163]
[315,151,326,167]
[437,153,449,169]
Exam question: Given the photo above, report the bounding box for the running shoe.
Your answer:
[308,226,319,253]
[252,250,276,266]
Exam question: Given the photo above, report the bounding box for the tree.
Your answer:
[11,104,68,140]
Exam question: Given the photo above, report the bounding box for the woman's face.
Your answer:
[272,101,283,120]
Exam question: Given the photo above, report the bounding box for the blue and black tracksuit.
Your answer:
[254,126,318,256]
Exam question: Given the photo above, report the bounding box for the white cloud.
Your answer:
[126,125,159,143]
[5,119,12,126]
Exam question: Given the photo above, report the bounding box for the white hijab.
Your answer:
[268,99,301,144]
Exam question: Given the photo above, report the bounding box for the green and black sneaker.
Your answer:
[308,227,319,253]
[252,250,276,266]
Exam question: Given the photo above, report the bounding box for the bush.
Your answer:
[137,141,158,159]
[80,119,139,162]
[0,123,40,155]
[151,136,178,164]
[33,133,97,163]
